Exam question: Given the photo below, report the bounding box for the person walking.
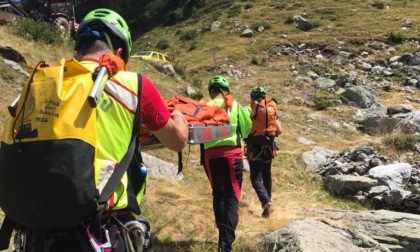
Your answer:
[202,76,252,252]
[20,8,188,251]
[246,87,282,218]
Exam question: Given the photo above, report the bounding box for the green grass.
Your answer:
[1,0,420,250]
[383,134,420,152]
[7,18,64,45]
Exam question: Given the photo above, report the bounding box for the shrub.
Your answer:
[392,69,407,78]
[180,30,197,41]
[188,42,197,51]
[388,31,404,44]
[251,56,267,66]
[251,22,271,31]
[156,39,170,50]
[244,3,253,9]
[284,16,294,24]
[372,0,385,9]
[227,4,242,18]
[383,134,420,152]
[8,18,64,45]
[309,20,321,30]
[314,91,339,110]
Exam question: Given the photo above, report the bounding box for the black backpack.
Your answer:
[0,59,144,249]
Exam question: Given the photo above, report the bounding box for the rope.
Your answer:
[112,216,149,252]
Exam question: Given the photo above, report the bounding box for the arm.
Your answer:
[276,119,283,136]
[140,77,188,152]
[152,110,188,152]
[237,102,252,138]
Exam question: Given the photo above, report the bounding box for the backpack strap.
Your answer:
[0,216,15,250]
[177,151,183,175]
[264,99,269,136]
[98,74,143,207]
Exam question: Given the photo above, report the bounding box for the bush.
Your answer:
[251,56,267,66]
[314,91,339,110]
[392,69,407,78]
[383,134,420,152]
[372,0,385,9]
[188,42,197,51]
[180,30,197,41]
[388,31,404,44]
[251,22,271,31]
[284,16,294,24]
[8,18,64,45]
[156,39,170,50]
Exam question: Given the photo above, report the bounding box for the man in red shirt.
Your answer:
[19,8,188,252]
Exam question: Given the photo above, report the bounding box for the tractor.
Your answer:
[27,0,80,38]
[0,0,81,37]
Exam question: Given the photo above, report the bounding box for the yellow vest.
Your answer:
[82,61,146,211]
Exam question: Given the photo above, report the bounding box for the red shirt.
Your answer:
[139,76,170,131]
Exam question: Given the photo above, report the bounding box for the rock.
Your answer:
[141,152,184,181]
[325,175,378,196]
[302,147,336,170]
[368,163,412,191]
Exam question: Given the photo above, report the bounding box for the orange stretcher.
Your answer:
[140,123,233,150]
[140,96,233,150]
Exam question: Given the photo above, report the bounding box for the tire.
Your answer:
[53,17,70,38]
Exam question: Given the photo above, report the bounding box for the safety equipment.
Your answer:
[248,97,278,146]
[86,226,112,252]
[123,218,152,252]
[75,8,132,63]
[250,86,266,100]
[0,58,142,231]
[208,76,230,92]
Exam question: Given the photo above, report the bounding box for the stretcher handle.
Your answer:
[8,94,21,117]
[88,66,109,108]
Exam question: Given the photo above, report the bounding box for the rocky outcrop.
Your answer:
[315,146,420,213]
[261,209,420,252]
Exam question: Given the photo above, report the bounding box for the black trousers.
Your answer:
[249,158,272,206]
[204,147,244,252]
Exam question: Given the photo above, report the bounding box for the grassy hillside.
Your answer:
[1,0,420,251]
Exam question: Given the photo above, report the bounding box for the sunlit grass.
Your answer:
[0,0,420,250]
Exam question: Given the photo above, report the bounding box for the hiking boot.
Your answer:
[261,202,272,218]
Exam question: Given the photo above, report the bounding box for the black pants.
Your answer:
[204,147,244,252]
[23,215,131,252]
[249,158,272,206]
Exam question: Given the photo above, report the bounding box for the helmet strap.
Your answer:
[102,32,115,53]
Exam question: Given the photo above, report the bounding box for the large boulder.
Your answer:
[261,209,420,251]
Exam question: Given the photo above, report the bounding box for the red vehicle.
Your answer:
[29,0,79,37]
[0,0,80,37]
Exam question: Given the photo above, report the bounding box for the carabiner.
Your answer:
[86,225,112,252]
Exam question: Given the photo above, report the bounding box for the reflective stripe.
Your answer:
[97,159,117,194]
[105,79,138,114]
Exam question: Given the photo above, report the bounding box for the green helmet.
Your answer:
[250,86,266,99]
[75,8,132,63]
[208,76,230,92]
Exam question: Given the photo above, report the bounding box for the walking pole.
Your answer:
[88,66,108,108]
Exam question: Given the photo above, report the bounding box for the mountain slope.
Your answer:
[1,0,420,251]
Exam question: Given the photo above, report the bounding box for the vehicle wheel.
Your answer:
[53,17,70,38]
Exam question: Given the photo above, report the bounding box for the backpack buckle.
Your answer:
[86,225,112,252]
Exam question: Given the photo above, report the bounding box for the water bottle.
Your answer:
[140,166,148,176]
